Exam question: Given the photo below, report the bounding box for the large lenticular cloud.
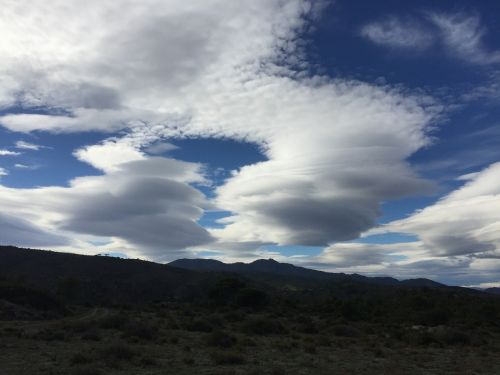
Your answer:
[0,0,440,259]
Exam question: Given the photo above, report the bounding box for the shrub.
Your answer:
[235,288,268,309]
[418,307,453,327]
[184,318,213,332]
[339,300,365,321]
[209,277,246,305]
[34,328,65,341]
[206,330,237,348]
[332,325,360,338]
[72,367,104,375]
[81,329,101,341]
[99,342,135,363]
[303,344,317,354]
[122,320,157,341]
[224,310,245,322]
[99,312,130,330]
[139,355,157,366]
[241,317,285,335]
[436,327,471,346]
[210,350,245,365]
[71,352,92,365]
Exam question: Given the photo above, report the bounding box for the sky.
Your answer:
[0,0,500,287]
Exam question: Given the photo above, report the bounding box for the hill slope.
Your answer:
[169,258,444,288]
[0,246,211,305]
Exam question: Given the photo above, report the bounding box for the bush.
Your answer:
[241,317,285,335]
[296,316,318,334]
[206,330,237,348]
[70,352,92,365]
[72,367,104,375]
[436,327,471,346]
[99,342,135,363]
[332,325,360,338]
[184,318,213,332]
[34,328,66,341]
[81,329,101,341]
[210,350,245,365]
[235,288,268,309]
[99,312,131,330]
[122,320,157,341]
[209,277,246,304]
[418,307,453,326]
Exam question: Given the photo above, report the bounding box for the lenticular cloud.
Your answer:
[0,0,440,258]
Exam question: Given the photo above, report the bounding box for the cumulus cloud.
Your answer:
[361,17,434,49]
[0,167,8,176]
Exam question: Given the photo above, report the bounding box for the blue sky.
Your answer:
[0,0,500,286]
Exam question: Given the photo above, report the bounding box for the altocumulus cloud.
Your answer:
[0,0,443,260]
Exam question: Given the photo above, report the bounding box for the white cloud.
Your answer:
[209,79,437,247]
[361,17,434,49]
[15,140,44,150]
[0,167,8,176]
[0,156,213,259]
[429,12,500,65]
[362,11,500,67]
[0,1,444,259]
[0,149,20,156]
[382,162,500,257]
[145,142,178,155]
[0,213,69,248]
[14,163,36,170]
[74,139,145,173]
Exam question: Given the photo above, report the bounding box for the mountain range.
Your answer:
[1,245,497,310]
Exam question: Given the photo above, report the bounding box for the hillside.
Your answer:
[169,258,444,288]
[2,246,500,375]
[0,246,212,305]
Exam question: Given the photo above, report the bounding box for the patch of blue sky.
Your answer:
[356,232,419,244]
[197,210,232,229]
[0,126,106,188]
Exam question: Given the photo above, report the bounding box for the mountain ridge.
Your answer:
[168,258,444,288]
